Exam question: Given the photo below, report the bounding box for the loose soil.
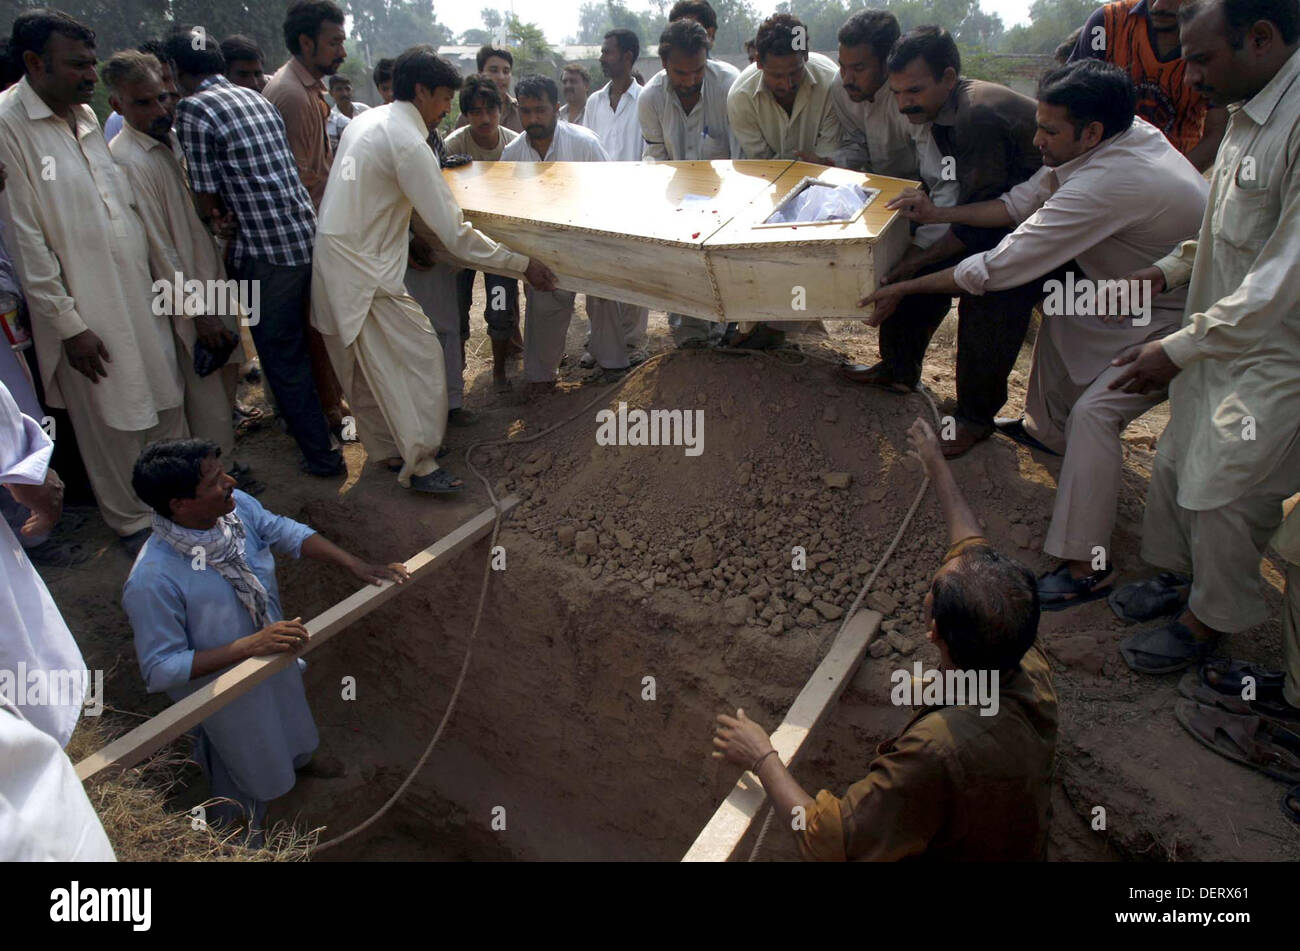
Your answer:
[50,293,1300,861]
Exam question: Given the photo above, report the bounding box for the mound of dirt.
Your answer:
[477,350,949,649]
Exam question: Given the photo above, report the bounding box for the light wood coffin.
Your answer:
[436,159,917,323]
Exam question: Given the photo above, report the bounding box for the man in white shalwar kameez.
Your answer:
[1108,2,1300,676]
[311,49,553,492]
[0,15,184,539]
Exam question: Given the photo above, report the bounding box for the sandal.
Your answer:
[1199,660,1298,723]
[993,417,1061,456]
[1108,571,1190,624]
[1038,562,1113,611]
[1174,699,1300,784]
[409,469,464,495]
[1119,620,1214,674]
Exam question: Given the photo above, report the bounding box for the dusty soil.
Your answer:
[52,292,1300,862]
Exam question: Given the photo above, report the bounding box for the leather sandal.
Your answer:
[1038,562,1113,611]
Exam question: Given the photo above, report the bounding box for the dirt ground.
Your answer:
[51,288,1300,862]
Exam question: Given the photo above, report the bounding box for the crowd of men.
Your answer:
[0,0,1298,859]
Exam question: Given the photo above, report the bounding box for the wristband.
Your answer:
[751,749,778,774]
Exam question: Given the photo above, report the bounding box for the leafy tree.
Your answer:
[505,14,560,76]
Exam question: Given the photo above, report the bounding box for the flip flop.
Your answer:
[1283,784,1300,825]
[1174,699,1300,784]
[993,417,1061,456]
[1108,571,1190,624]
[1119,620,1213,674]
[1179,671,1300,725]
[1038,562,1113,611]
[409,469,464,495]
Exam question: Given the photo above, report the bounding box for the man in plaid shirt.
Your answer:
[164,27,343,477]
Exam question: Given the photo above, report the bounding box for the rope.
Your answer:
[746,382,942,862]
[313,342,942,857]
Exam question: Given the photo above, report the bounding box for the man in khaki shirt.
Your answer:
[0,12,184,542]
[714,418,1058,861]
[726,13,842,160]
[105,51,243,471]
[1111,0,1300,674]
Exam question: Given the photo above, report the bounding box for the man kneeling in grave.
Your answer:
[123,439,409,840]
[713,418,1058,860]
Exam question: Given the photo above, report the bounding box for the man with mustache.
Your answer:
[798,10,918,179]
[263,0,350,445]
[502,76,609,391]
[1108,0,1300,686]
[103,39,178,144]
[580,28,651,378]
[106,50,246,485]
[124,438,409,840]
[862,60,1207,610]
[639,18,739,349]
[841,26,1045,459]
[1068,0,1227,171]
[0,10,185,548]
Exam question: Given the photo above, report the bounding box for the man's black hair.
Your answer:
[669,0,718,32]
[1180,0,1300,45]
[460,73,502,113]
[392,45,461,101]
[372,57,395,86]
[327,72,350,90]
[11,9,95,70]
[931,546,1040,671]
[605,27,640,61]
[0,39,25,89]
[221,34,264,66]
[838,10,901,64]
[887,25,961,80]
[164,26,225,78]
[1038,58,1136,139]
[658,19,711,61]
[132,439,223,518]
[284,0,345,56]
[514,73,558,106]
[755,13,809,61]
[476,44,513,71]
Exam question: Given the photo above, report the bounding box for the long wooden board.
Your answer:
[75,497,519,784]
[682,608,882,862]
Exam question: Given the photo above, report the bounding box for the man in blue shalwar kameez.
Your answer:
[123,438,408,838]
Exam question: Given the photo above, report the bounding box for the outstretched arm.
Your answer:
[907,418,983,547]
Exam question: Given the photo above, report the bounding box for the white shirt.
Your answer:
[726,52,842,160]
[581,80,644,160]
[327,100,369,150]
[0,380,87,747]
[501,119,609,162]
[829,79,917,179]
[311,101,528,347]
[954,118,1209,384]
[0,703,115,860]
[638,60,738,161]
[910,122,960,249]
[1153,47,1300,509]
[0,77,181,431]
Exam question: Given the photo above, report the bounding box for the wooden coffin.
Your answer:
[436,159,917,323]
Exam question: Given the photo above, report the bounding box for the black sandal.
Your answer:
[409,469,464,495]
[1038,562,1113,611]
[1120,620,1214,674]
[1108,571,1190,624]
[993,417,1061,456]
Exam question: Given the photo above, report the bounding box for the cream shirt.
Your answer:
[910,121,960,249]
[0,78,181,429]
[829,79,917,179]
[500,119,609,162]
[638,60,738,161]
[955,118,1208,384]
[311,101,528,347]
[726,52,842,160]
[109,123,245,357]
[1153,48,1300,510]
[582,80,645,161]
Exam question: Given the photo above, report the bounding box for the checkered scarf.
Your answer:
[150,510,270,628]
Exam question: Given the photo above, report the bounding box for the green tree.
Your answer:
[504,14,560,76]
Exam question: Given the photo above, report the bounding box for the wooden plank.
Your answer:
[75,497,519,784]
[682,608,882,862]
